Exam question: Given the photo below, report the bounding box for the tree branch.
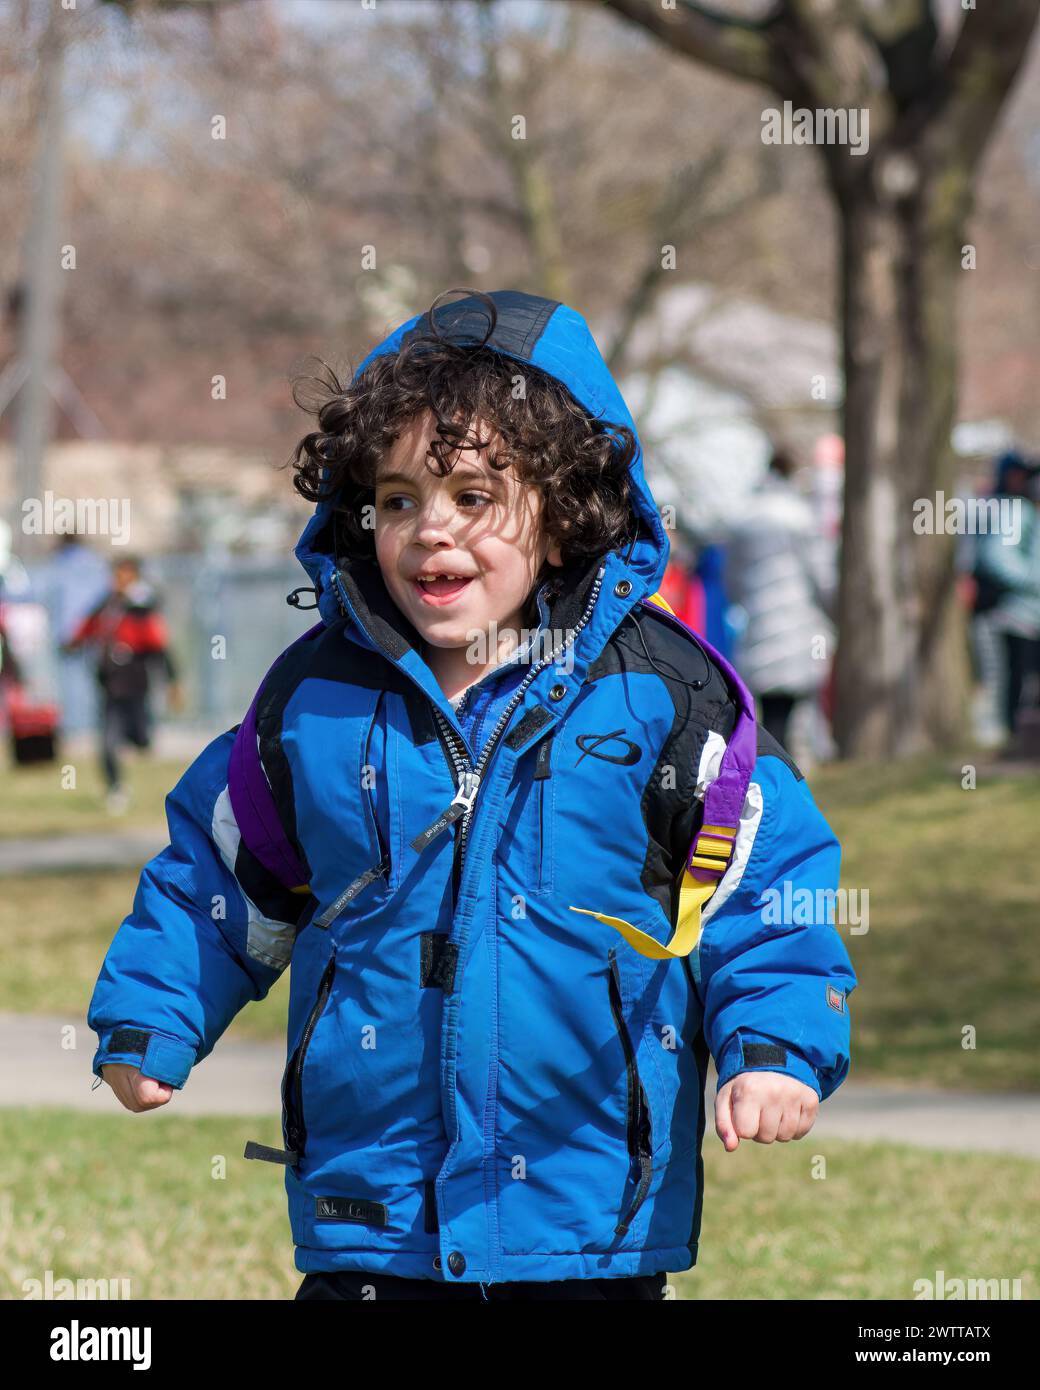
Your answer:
[780,0,891,123]
[605,146,728,370]
[923,0,1040,174]
[599,0,779,87]
[859,0,938,113]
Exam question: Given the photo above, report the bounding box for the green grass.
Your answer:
[1,1108,297,1301]
[0,750,188,839]
[682,1127,1038,1301]
[0,746,285,1041]
[0,869,288,1042]
[810,754,1040,1091]
[1,1108,1035,1300]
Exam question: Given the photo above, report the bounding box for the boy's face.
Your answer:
[373,410,562,651]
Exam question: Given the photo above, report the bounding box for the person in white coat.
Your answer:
[723,452,836,749]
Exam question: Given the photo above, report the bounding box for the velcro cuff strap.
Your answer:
[715,1033,822,1100]
[97,1030,196,1089]
[141,1034,195,1088]
[110,1027,149,1055]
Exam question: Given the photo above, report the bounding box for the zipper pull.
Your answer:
[451,769,481,812]
[410,770,481,853]
[314,854,390,929]
[244,1140,299,1166]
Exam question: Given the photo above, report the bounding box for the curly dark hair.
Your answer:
[288,290,639,582]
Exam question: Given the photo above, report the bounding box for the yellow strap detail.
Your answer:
[571,598,730,957]
[570,589,729,957]
[568,870,718,960]
[695,835,733,857]
[290,884,312,895]
[645,592,676,615]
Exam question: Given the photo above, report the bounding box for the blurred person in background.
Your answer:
[41,531,111,641]
[972,451,1040,747]
[656,533,706,634]
[0,518,28,693]
[61,554,182,812]
[723,450,837,751]
[34,532,111,734]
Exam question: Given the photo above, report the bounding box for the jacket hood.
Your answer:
[293,289,669,628]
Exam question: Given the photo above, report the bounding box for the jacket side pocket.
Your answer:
[607,948,653,1237]
[283,953,336,1165]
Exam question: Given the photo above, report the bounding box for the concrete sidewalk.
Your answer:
[813,1080,1040,1159]
[2,1012,280,1117]
[0,724,218,877]
[3,1011,1039,1158]
[0,830,167,877]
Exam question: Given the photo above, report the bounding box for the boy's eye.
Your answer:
[377,490,492,513]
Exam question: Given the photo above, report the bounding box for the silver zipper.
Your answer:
[334,562,606,885]
[417,564,606,869]
[314,855,391,929]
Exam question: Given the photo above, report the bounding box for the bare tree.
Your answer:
[603,0,1040,757]
[64,1,779,441]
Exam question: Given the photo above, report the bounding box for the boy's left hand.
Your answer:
[715,1072,819,1151]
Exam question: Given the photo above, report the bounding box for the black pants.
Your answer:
[1002,632,1040,735]
[101,691,152,790]
[296,1270,668,1301]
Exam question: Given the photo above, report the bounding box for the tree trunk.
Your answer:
[601,0,1040,758]
[833,158,972,757]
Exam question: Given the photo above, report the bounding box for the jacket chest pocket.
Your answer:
[530,732,555,893]
[361,691,399,891]
[314,694,397,929]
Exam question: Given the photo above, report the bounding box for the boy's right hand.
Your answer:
[101,1063,174,1112]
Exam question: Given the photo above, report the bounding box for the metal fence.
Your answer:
[25,550,319,735]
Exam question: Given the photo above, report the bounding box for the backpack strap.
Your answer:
[569,592,757,960]
[227,622,325,893]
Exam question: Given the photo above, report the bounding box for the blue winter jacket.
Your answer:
[89,291,856,1284]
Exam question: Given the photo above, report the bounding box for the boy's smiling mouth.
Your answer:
[411,571,475,605]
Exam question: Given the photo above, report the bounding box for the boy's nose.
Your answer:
[413,504,458,548]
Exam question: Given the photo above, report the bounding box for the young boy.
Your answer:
[90,289,856,1302]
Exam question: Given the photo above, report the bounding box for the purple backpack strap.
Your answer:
[641,598,758,886]
[228,622,325,891]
